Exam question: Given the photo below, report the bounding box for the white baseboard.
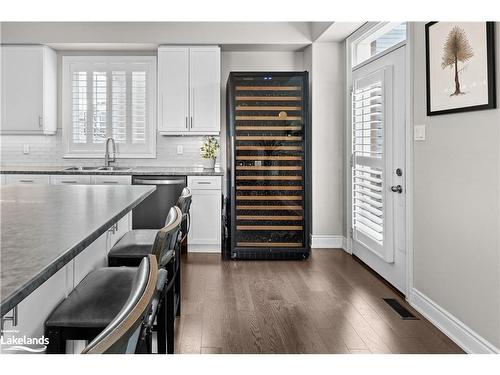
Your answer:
[310,235,346,249]
[409,288,499,354]
[187,244,220,253]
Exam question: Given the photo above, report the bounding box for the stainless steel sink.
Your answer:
[96,166,132,171]
[62,166,100,171]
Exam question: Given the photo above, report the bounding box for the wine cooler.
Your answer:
[224,72,311,260]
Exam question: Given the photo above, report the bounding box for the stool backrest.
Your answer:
[175,187,193,241]
[152,206,182,268]
[81,255,158,354]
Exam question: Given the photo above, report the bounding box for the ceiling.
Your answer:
[1,22,364,52]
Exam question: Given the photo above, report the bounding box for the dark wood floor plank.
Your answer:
[174,250,464,354]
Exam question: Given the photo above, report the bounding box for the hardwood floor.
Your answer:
[174,250,464,354]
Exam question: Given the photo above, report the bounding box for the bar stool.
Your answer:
[107,188,192,354]
[44,207,182,354]
[82,255,160,354]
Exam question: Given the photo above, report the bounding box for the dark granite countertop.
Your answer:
[0,184,155,316]
[0,165,223,176]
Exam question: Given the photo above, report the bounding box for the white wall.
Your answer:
[412,22,500,350]
[305,42,345,243]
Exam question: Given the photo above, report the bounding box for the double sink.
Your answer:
[62,166,132,172]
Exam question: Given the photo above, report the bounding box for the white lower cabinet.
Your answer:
[106,213,131,252]
[5,174,50,185]
[73,233,108,286]
[187,176,221,252]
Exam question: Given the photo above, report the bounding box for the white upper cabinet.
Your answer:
[1,45,57,135]
[158,46,220,135]
[189,47,221,133]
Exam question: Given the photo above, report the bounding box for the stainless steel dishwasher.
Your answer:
[132,176,187,229]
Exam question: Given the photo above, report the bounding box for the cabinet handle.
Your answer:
[185,116,188,129]
[61,181,78,184]
[191,87,195,128]
[19,179,34,183]
[38,115,43,128]
[197,181,211,185]
[161,93,164,128]
[101,181,118,184]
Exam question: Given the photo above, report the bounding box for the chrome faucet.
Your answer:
[104,137,116,167]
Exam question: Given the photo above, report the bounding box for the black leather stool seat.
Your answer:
[45,267,136,329]
[108,230,158,267]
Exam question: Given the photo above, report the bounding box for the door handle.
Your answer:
[391,185,403,193]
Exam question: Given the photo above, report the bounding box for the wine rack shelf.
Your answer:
[226,71,310,259]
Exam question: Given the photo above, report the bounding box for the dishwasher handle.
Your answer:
[134,178,186,185]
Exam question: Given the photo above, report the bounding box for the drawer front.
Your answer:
[93,175,131,185]
[5,174,50,184]
[50,175,92,185]
[188,176,221,190]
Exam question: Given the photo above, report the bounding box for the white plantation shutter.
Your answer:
[72,72,87,143]
[92,71,107,143]
[63,56,156,158]
[112,71,127,143]
[352,67,393,261]
[131,71,147,144]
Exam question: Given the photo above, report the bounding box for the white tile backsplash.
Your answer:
[0,131,221,167]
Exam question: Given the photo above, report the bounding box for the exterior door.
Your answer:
[351,46,406,293]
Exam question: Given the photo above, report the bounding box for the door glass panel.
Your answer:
[353,23,406,66]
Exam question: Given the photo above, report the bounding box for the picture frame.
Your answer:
[425,22,496,116]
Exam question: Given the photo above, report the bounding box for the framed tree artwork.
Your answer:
[425,22,496,116]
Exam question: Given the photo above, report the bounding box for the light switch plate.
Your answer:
[414,124,426,141]
[23,144,30,154]
[176,145,183,155]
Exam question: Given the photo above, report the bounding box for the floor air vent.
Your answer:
[383,298,418,320]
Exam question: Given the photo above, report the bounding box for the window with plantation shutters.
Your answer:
[62,56,156,158]
[351,67,393,261]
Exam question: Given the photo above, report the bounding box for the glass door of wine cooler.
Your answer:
[228,72,309,257]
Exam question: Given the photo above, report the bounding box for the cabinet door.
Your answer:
[106,213,131,253]
[189,47,220,133]
[1,46,44,134]
[188,189,221,245]
[158,47,190,134]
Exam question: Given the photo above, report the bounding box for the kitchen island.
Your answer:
[0,184,155,318]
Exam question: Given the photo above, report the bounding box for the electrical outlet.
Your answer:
[23,144,30,154]
[176,145,183,155]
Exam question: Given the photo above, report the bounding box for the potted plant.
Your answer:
[200,136,219,169]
